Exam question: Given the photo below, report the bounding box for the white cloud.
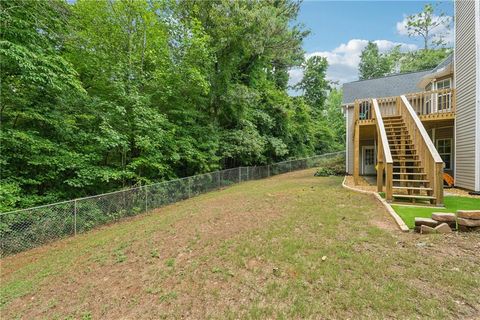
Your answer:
[396,14,453,46]
[289,39,417,88]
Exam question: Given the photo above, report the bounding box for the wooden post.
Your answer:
[396,96,401,115]
[353,101,360,184]
[435,162,444,206]
[354,123,360,185]
[377,161,384,192]
[385,163,393,202]
[376,129,384,192]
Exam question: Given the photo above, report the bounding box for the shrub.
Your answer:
[314,156,346,177]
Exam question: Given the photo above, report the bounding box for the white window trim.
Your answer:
[436,138,453,170]
[436,78,452,90]
[430,78,453,113]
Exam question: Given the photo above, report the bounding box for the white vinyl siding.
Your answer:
[454,0,479,191]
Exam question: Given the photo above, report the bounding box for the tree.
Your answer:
[295,56,330,112]
[324,88,345,150]
[399,48,452,73]
[0,0,90,209]
[358,42,391,80]
[404,3,452,50]
[1,0,322,211]
[293,56,344,154]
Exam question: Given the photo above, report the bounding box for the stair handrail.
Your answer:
[399,95,444,205]
[372,98,393,200]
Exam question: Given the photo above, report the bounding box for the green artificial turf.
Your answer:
[391,196,480,229]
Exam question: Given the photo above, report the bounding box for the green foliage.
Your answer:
[358,3,453,80]
[399,48,452,73]
[314,156,346,176]
[404,3,452,50]
[293,55,344,155]
[296,56,330,111]
[324,89,345,150]
[1,0,347,212]
[358,42,392,80]
[359,45,451,79]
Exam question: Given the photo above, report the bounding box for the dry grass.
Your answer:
[1,169,479,319]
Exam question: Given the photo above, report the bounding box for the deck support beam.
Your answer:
[353,102,360,185]
[377,132,384,192]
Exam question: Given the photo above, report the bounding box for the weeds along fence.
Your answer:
[0,151,345,256]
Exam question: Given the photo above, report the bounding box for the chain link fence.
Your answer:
[0,151,345,256]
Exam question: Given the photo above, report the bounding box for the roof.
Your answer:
[431,54,453,73]
[342,70,431,105]
[418,54,454,88]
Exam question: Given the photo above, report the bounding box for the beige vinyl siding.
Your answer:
[346,106,354,174]
[454,0,478,191]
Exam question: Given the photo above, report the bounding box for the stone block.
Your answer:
[431,212,456,222]
[457,210,480,220]
[414,217,440,228]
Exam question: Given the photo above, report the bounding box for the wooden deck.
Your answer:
[352,90,453,206]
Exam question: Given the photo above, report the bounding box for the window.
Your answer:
[436,78,452,112]
[436,139,452,170]
[364,148,374,166]
[436,79,451,90]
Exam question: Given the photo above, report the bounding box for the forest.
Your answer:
[0,1,450,211]
[1,0,344,211]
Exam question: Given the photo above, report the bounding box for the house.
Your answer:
[342,1,480,205]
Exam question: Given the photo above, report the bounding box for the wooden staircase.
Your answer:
[383,116,436,203]
[366,96,444,206]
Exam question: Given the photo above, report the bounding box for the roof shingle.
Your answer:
[342,70,431,105]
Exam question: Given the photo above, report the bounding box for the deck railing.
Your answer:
[404,88,455,116]
[355,88,455,122]
[372,99,393,200]
[399,95,444,205]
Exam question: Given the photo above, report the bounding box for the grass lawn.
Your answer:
[392,196,480,229]
[1,169,479,319]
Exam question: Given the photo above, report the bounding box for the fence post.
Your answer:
[74,199,77,236]
[267,165,270,177]
[145,185,148,212]
[187,178,191,198]
[238,167,241,183]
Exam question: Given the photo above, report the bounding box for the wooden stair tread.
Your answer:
[393,166,423,169]
[389,144,414,147]
[393,179,429,183]
[392,172,426,175]
[392,157,419,159]
[393,194,436,200]
[383,115,402,118]
[391,149,416,152]
[393,186,432,191]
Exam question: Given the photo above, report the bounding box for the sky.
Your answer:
[289,0,454,89]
